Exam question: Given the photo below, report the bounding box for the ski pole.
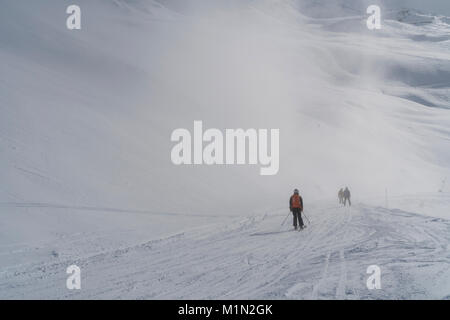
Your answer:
[281,211,291,226]
[302,211,311,225]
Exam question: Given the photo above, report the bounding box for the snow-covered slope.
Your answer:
[1,0,450,299]
[1,197,450,299]
[2,0,449,214]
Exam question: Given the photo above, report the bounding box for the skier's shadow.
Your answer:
[250,230,292,236]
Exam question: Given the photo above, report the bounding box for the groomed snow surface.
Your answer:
[1,1,450,299]
[1,196,450,299]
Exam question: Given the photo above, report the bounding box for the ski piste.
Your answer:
[1,197,450,299]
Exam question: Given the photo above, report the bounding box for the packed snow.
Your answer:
[1,197,450,299]
[0,0,449,299]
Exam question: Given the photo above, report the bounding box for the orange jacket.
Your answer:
[290,194,303,210]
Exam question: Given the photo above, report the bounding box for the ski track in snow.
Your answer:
[1,0,450,301]
[1,203,449,299]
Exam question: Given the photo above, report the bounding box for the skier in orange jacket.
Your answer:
[289,189,305,230]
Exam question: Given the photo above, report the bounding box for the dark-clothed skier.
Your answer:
[343,187,351,206]
[289,189,304,230]
[338,188,344,204]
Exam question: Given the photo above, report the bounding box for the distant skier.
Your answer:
[289,189,304,230]
[343,187,351,206]
[338,188,344,204]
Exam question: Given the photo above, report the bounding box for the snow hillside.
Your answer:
[0,0,450,299]
[1,0,450,215]
[1,196,450,299]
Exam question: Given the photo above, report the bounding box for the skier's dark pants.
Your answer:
[292,208,304,228]
[344,197,351,206]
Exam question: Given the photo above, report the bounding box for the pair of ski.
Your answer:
[294,225,306,232]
